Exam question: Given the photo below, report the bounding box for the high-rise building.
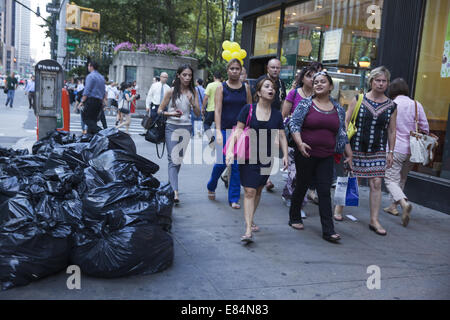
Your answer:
[15,0,31,76]
[1,0,16,75]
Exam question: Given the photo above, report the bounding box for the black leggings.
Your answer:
[289,151,336,236]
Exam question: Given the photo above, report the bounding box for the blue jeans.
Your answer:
[207,130,241,204]
[5,90,15,107]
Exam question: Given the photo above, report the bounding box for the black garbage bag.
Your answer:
[70,223,173,278]
[32,130,76,155]
[70,181,174,278]
[98,128,137,155]
[154,183,174,232]
[88,150,159,184]
[3,155,48,177]
[0,193,71,291]
[0,147,29,158]
[80,128,137,163]
[44,144,90,171]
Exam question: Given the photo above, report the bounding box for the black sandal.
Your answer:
[323,234,341,243]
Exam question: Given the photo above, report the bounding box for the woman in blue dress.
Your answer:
[226,77,289,243]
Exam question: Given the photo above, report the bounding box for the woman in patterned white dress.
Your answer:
[345,66,397,236]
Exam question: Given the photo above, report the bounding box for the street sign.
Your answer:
[46,4,60,14]
[66,45,76,52]
[67,37,80,45]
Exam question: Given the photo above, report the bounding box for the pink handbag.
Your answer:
[223,104,253,161]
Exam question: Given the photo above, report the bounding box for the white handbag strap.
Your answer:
[414,100,419,133]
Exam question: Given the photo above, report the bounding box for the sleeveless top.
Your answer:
[166,93,193,126]
[351,95,397,153]
[221,82,248,130]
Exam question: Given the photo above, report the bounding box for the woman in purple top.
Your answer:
[281,66,318,209]
[288,72,353,243]
[384,78,429,227]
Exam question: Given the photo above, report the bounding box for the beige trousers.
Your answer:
[384,152,414,203]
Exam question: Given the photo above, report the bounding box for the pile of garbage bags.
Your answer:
[0,128,174,291]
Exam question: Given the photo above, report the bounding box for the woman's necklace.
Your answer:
[300,87,312,98]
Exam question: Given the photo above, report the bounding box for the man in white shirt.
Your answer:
[146,72,170,118]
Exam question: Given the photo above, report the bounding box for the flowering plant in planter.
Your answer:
[114,42,194,57]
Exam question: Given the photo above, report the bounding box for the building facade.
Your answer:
[14,0,31,77]
[1,0,16,75]
[238,0,450,214]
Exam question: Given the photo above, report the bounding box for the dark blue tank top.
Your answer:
[221,82,247,130]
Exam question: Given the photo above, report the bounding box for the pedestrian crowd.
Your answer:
[10,56,429,246]
[142,58,430,245]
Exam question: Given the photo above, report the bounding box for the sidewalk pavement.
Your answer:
[1,135,449,300]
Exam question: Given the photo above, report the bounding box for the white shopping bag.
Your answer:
[334,176,349,206]
[334,175,359,207]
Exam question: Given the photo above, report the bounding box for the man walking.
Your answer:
[78,61,106,134]
[202,71,222,146]
[256,58,287,191]
[25,76,36,114]
[146,72,170,120]
[192,78,205,136]
[5,72,18,108]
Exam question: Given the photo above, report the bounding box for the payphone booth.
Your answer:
[35,60,64,140]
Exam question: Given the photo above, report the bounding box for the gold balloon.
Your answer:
[230,42,241,53]
[222,40,232,51]
[222,50,232,61]
[239,49,247,59]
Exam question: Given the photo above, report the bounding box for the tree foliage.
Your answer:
[61,0,242,73]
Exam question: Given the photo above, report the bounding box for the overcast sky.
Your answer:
[30,0,51,62]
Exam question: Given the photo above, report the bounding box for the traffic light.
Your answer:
[66,3,100,32]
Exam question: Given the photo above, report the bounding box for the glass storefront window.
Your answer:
[414,0,450,178]
[280,0,384,108]
[254,11,280,56]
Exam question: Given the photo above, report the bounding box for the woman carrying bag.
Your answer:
[226,76,288,243]
[158,64,201,204]
[116,82,136,134]
[384,78,430,227]
[344,66,397,236]
[288,71,353,243]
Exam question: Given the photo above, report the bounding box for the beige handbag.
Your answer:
[409,101,438,166]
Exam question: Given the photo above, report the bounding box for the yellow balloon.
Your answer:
[238,59,244,66]
[230,42,241,53]
[239,49,247,60]
[281,56,287,65]
[232,51,241,60]
[222,40,232,51]
[222,50,232,61]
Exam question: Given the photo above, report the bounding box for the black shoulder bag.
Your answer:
[145,112,166,159]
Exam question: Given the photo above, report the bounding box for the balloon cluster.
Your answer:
[222,41,247,65]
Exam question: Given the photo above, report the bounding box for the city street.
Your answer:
[0,88,449,300]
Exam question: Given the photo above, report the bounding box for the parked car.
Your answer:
[0,76,5,89]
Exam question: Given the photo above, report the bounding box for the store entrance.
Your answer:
[248,55,276,79]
